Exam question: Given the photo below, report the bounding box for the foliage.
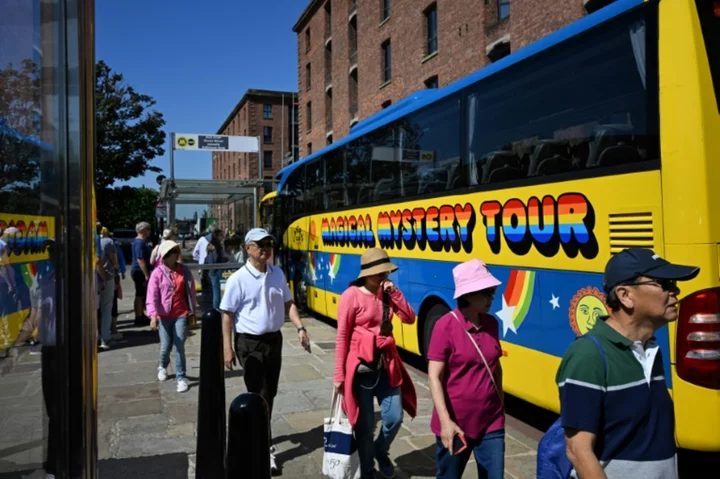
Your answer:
[0,59,41,197]
[96,186,157,231]
[95,60,166,189]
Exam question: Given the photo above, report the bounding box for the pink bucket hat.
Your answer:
[452,259,502,299]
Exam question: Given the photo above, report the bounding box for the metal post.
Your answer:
[195,308,226,479]
[226,393,271,479]
[169,132,176,225]
[281,94,285,162]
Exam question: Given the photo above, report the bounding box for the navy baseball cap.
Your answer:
[603,248,700,293]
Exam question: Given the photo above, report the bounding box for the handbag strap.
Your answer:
[382,291,390,323]
[450,311,504,406]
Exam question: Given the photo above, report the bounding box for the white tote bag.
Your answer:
[323,391,361,479]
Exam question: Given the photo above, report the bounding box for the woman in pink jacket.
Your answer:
[146,241,197,393]
[334,248,417,479]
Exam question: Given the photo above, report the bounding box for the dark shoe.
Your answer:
[134,315,150,326]
[375,454,395,478]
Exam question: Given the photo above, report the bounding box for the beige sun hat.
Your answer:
[158,240,181,259]
[357,248,398,279]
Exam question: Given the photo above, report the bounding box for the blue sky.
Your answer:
[96,0,306,218]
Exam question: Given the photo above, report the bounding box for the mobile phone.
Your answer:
[301,337,311,353]
[452,432,467,455]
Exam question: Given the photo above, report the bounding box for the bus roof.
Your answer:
[276,0,643,192]
[261,190,278,203]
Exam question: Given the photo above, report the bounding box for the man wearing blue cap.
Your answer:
[556,248,699,479]
[220,227,311,475]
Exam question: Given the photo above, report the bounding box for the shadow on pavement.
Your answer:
[100,330,158,352]
[274,424,324,466]
[99,452,189,478]
[395,445,437,478]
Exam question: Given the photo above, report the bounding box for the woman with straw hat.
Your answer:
[333,248,418,479]
[146,241,197,393]
[427,259,505,479]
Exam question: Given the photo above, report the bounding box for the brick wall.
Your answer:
[295,0,590,159]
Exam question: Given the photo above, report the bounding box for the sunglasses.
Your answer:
[480,286,498,297]
[626,278,678,291]
[253,241,274,249]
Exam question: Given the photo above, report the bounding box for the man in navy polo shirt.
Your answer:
[557,248,700,478]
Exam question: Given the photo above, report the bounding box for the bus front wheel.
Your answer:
[422,303,450,359]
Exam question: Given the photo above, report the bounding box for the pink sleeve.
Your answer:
[389,289,415,324]
[145,270,161,318]
[427,316,451,362]
[334,288,356,383]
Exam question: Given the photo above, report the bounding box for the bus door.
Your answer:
[308,214,327,317]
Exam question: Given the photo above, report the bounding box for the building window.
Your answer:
[382,40,392,83]
[307,101,312,130]
[327,134,333,145]
[349,17,358,63]
[381,0,390,21]
[325,1,332,38]
[381,100,392,109]
[263,104,273,119]
[264,151,273,169]
[425,4,438,55]
[308,142,313,154]
[498,0,510,20]
[264,126,273,144]
[326,90,333,130]
[305,27,311,52]
[425,75,439,89]
[349,70,359,117]
[306,63,312,90]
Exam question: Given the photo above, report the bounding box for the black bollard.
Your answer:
[195,308,226,479]
[226,393,270,479]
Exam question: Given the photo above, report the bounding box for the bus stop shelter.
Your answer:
[158,179,265,226]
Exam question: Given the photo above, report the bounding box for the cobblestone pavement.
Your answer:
[94,277,538,479]
[1,274,539,478]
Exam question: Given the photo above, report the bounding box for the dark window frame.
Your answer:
[498,0,510,21]
[381,0,391,21]
[263,104,273,119]
[382,40,392,83]
[264,151,273,169]
[263,126,273,144]
[425,4,438,55]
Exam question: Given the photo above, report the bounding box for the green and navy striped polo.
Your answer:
[556,319,677,478]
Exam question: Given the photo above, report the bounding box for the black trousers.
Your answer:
[234,331,283,433]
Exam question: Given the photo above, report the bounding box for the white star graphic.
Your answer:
[495,296,517,337]
[549,294,560,310]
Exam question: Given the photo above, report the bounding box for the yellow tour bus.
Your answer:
[262,0,720,452]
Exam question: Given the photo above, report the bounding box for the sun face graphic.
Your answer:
[569,287,609,336]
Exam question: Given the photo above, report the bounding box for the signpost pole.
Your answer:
[169,132,176,225]
[254,136,261,228]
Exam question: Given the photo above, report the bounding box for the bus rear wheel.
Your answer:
[422,303,450,360]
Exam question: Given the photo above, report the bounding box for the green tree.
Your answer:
[0,59,41,208]
[95,60,166,189]
[97,186,157,231]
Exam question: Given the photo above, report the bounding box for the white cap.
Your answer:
[245,228,275,244]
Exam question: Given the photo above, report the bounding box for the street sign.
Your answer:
[155,201,167,219]
[173,133,259,153]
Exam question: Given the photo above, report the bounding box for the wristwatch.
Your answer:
[297,326,306,333]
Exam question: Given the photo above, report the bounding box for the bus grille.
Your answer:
[608,212,654,253]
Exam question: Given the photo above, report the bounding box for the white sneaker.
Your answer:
[177,378,189,393]
[46,474,56,479]
[270,446,278,474]
[99,341,110,350]
[157,367,168,381]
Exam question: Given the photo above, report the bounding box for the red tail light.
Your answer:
[676,288,720,389]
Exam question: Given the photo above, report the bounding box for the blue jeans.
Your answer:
[354,369,403,478]
[99,275,115,343]
[210,272,221,309]
[436,429,505,479]
[158,316,188,380]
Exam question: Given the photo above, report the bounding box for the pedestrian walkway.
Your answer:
[93,276,539,478]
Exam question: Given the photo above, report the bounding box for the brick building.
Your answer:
[293,0,609,158]
[212,89,299,232]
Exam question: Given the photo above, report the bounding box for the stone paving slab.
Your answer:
[0,274,541,478]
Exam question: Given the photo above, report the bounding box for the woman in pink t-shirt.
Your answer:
[427,259,505,479]
[333,248,417,479]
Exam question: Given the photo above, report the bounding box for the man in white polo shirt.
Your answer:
[220,227,310,475]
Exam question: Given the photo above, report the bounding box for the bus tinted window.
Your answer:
[305,159,324,211]
[467,6,658,185]
[345,123,396,206]
[324,149,346,209]
[285,167,305,216]
[398,95,463,197]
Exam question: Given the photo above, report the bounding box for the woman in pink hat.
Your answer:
[427,259,505,479]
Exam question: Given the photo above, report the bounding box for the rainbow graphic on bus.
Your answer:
[328,254,341,283]
[495,269,536,337]
[307,252,317,282]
